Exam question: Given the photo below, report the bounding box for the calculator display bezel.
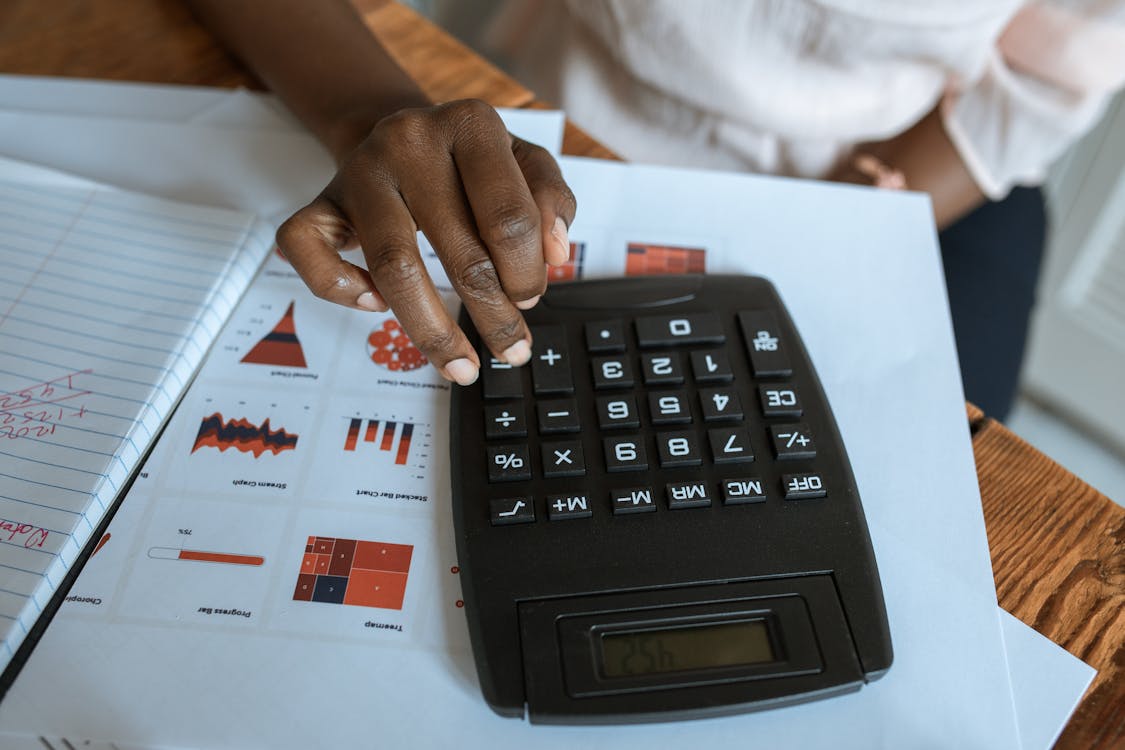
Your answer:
[556,595,822,696]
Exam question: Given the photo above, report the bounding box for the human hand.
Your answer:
[276,99,576,385]
[828,152,907,190]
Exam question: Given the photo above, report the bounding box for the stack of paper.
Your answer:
[0,76,1094,750]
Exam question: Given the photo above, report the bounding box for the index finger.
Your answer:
[275,197,386,312]
[339,180,484,386]
[446,101,547,307]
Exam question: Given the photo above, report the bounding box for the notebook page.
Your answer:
[0,171,269,671]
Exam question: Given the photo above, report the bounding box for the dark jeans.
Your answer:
[939,187,1047,422]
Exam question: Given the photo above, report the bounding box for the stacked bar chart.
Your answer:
[293,536,413,610]
[343,417,416,466]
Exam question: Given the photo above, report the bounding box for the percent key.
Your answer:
[487,445,531,482]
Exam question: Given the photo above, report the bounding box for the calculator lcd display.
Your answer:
[600,620,774,677]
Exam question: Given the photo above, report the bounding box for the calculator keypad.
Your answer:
[479,309,827,525]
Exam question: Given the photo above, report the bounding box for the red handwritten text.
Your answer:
[0,370,91,440]
[0,519,50,549]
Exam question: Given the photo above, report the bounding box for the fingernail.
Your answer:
[515,294,540,310]
[501,339,531,366]
[356,291,386,311]
[444,358,479,386]
[548,216,570,266]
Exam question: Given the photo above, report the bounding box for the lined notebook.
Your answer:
[0,158,270,672]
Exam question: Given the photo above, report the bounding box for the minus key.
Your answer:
[538,398,580,433]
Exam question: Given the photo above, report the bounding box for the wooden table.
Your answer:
[1,1,1121,746]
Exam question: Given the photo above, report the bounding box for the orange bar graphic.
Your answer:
[92,532,111,556]
[364,420,379,442]
[179,550,265,566]
[148,546,264,566]
[380,421,396,451]
[395,422,413,465]
[344,418,361,451]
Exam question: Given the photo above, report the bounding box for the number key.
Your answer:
[656,431,702,467]
[690,350,733,382]
[636,313,724,347]
[641,353,684,385]
[708,427,754,464]
[648,392,690,425]
[598,396,640,429]
[700,387,743,422]
[603,436,648,472]
[592,356,635,389]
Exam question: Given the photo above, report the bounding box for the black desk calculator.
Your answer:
[450,275,892,724]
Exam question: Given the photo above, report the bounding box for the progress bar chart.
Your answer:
[148,547,265,566]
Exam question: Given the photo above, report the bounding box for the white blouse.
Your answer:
[475,0,1125,199]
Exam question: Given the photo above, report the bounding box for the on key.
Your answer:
[739,310,792,377]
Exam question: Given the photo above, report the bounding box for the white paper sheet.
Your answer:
[0,154,1013,750]
[0,75,567,149]
[0,82,1096,749]
[0,109,565,227]
[1000,610,1096,749]
[0,75,230,121]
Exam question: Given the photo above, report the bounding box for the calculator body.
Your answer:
[450,275,891,724]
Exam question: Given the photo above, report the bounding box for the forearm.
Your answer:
[877,106,986,229]
[834,105,986,229]
[186,0,431,162]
